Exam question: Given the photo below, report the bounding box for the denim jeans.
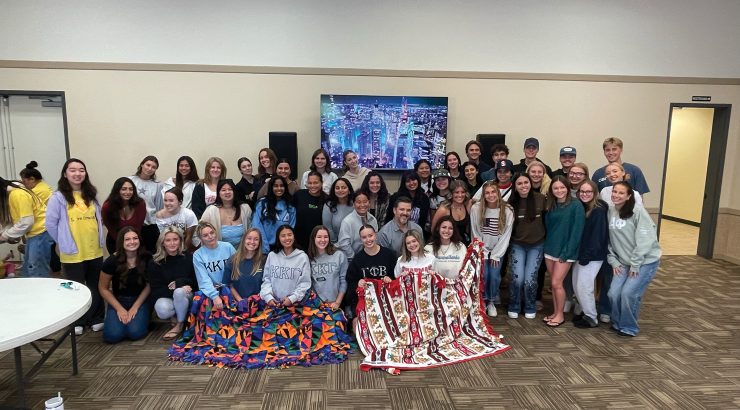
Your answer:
[508,243,544,314]
[483,259,503,303]
[607,260,660,336]
[598,263,613,317]
[103,296,151,343]
[154,287,194,323]
[22,231,54,277]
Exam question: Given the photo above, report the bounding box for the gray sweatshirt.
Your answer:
[606,204,662,272]
[260,248,312,304]
[310,251,348,302]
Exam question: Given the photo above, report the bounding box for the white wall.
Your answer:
[2,1,740,78]
[1,67,738,211]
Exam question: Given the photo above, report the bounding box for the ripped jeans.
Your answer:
[508,243,544,315]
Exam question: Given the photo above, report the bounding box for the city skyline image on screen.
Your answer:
[320,94,448,171]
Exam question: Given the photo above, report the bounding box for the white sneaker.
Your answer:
[74,326,84,336]
[599,314,611,323]
[486,303,497,317]
[91,323,104,332]
[507,311,519,319]
[524,313,536,319]
[563,300,573,313]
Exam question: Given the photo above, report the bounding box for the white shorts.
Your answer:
[544,254,575,263]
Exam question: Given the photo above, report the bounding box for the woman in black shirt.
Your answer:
[98,227,152,344]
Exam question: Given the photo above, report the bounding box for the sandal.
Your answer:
[545,319,565,328]
[162,324,183,341]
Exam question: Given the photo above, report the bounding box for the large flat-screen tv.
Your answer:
[320,94,448,171]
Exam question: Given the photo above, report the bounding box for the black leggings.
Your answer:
[63,257,104,327]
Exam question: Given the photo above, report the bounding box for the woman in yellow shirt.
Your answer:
[20,160,60,274]
[46,158,106,335]
[0,173,54,278]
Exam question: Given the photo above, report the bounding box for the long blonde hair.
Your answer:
[526,160,551,195]
[230,228,264,280]
[152,226,186,263]
[477,180,509,233]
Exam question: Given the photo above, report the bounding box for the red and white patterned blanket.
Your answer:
[355,240,510,373]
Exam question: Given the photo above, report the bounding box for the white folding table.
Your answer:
[0,278,91,409]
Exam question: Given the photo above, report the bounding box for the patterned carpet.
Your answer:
[2,255,739,409]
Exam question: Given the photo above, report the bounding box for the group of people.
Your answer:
[0,135,661,345]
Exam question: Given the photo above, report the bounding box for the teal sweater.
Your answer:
[606,204,662,272]
[544,200,585,261]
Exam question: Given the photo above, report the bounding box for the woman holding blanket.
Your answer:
[470,181,514,318]
[308,225,348,310]
[223,228,265,302]
[345,224,396,320]
[260,225,312,307]
[193,221,235,310]
[394,230,434,278]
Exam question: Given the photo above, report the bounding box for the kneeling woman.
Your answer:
[345,225,396,318]
[148,226,197,341]
[607,182,661,337]
[224,228,265,302]
[98,227,152,343]
[193,222,236,310]
[394,230,434,278]
[260,225,312,307]
[308,225,348,310]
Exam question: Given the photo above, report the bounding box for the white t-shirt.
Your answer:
[155,208,198,232]
[204,184,217,207]
[394,253,435,278]
[300,170,338,195]
[424,243,467,280]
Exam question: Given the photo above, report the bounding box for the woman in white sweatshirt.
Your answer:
[470,181,514,317]
[260,225,312,307]
[394,230,435,278]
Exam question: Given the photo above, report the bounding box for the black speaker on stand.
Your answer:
[477,134,506,169]
[269,131,298,181]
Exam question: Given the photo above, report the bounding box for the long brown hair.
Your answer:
[231,228,264,279]
[477,180,509,233]
[307,225,337,260]
[199,157,226,186]
[578,180,601,217]
[114,227,150,290]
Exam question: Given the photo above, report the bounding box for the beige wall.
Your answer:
[662,108,713,223]
[1,67,739,259]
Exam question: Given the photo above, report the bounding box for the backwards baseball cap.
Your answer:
[432,169,451,179]
[496,159,514,171]
[559,146,577,156]
[524,137,539,149]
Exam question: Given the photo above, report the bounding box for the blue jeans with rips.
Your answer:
[508,243,544,315]
[483,259,503,303]
[607,260,660,336]
[22,231,54,277]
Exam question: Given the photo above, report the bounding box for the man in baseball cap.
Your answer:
[512,137,553,176]
[552,146,577,178]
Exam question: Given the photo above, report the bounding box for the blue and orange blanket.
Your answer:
[168,289,352,369]
[355,240,511,373]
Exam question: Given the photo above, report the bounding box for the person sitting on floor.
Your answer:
[148,226,197,341]
[98,227,152,343]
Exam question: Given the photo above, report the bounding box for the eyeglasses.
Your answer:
[578,190,594,195]
[569,172,586,177]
